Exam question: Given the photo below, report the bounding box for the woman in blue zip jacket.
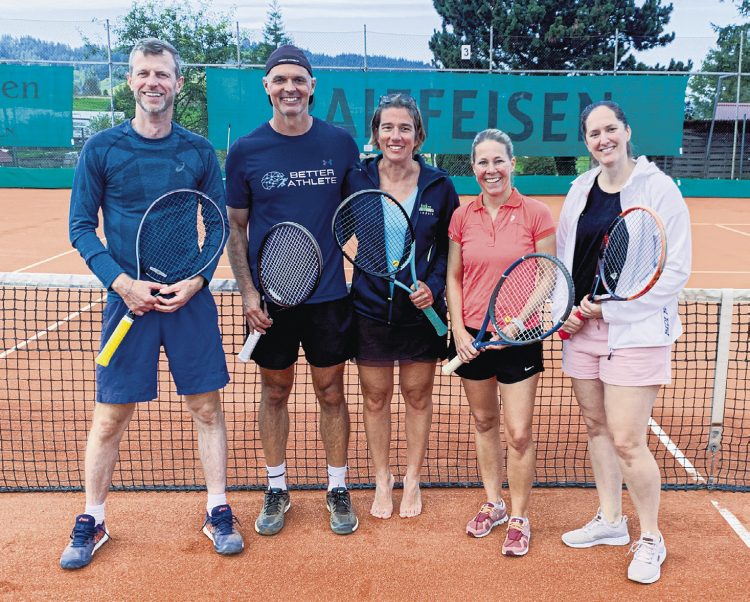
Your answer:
[345,93,459,519]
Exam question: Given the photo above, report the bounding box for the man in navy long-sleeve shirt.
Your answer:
[61,38,243,570]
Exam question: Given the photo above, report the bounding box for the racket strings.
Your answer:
[602,210,663,298]
[334,192,414,277]
[138,191,223,283]
[492,257,563,342]
[259,225,321,306]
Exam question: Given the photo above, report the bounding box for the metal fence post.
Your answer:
[236,21,241,68]
[731,29,745,179]
[363,24,368,71]
[106,19,114,127]
[705,75,730,178]
[489,25,493,72]
[613,27,618,74]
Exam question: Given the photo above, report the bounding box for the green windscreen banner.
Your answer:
[207,70,687,156]
[0,65,73,147]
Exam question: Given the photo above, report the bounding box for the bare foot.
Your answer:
[370,473,395,519]
[399,476,422,518]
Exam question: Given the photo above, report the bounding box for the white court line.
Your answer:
[648,418,705,483]
[12,248,78,273]
[0,296,105,360]
[711,500,750,548]
[716,224,750,237]
[692,270,750,274]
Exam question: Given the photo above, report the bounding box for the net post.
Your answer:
[706,289,735,484]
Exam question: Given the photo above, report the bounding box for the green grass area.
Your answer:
[73,97,110,111]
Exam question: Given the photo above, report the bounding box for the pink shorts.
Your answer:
[562,318,672,386]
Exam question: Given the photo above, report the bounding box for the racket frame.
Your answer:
[95,188,226,367]
[591,205,667,303]
[332,188,448,336]
[238,221,323,363]
[442,253,574,375]
[559,205,667,341]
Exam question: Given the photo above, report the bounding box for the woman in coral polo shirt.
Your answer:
[446,128,555,556]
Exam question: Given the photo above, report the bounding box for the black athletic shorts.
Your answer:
[354,312,448,366]
[447,326,544,383]
[250,296,354,370]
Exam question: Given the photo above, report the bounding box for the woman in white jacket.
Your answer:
[556,101,691,585]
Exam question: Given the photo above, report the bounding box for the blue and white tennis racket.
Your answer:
[332,188,448,336]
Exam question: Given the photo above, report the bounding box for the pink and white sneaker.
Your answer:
[501,516,531,556]
[466,501,508,538]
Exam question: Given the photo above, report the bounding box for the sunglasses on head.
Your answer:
[379,93,417,107]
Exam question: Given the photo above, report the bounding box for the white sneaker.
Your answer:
[561,509,630,548]
[628,533,667,584]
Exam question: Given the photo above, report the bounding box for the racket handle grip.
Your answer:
[422,306,448,336]
[442,354,465,376]
[238,331,262,363]
[95,313,135,367]
[558,309,584,340]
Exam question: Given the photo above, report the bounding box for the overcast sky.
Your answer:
[2,0,747,66]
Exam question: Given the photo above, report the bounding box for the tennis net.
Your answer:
[1,273,748,492]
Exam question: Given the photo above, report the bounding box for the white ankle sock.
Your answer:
[327,465,348,491]
[84,503,105,525]
[207,492,228,514]
[267,462,287,491]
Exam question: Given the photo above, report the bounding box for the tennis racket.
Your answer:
[559,205,667,340]
[95,188,226,367]
[237,222,322,362]
[442,253,574,375]
[332,189,448,336]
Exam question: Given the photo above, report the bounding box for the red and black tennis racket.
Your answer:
[442,253,574,375]
[559,205,667,340]
[332,189,448,336]
[237,222,322,362]
[96,188,226,366]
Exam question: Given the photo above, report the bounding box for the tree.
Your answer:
[112,0,235,135]
[690,24,750,119]
[429,0,691,174]
[242,0,294,65]
[430,0,689,71]
[79,69,102,96]
[724,0,750,16]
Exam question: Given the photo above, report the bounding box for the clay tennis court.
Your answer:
[1,189,748,600]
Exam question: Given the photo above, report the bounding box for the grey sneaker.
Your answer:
[255,488,291,536]
[326,487,358,535]
[561,509,630,548]
[628,534,667,584]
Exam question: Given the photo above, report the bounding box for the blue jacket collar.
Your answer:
[359,153,448,191]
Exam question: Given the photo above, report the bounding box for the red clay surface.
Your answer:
[1,489,748,600]
[1,191,749,289]
[1,189,749,599]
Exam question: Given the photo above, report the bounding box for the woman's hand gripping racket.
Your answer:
[559,205,667,340]
[237,222,322,362]
[332,188,448,336]
[96,189,226,366]
[442,253,574,375]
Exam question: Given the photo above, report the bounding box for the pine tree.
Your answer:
[263,0,293,49]
[243,1,294,64]
[428,0,691,174]
[429,0,688,72]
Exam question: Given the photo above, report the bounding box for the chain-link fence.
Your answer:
[1,18,748,180]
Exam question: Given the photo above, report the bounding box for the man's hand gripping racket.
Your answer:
[237,222,322,362]
[559,205,667,340]
[96,189,226,366]
[332,188,448,336]
[442,253,574,375]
